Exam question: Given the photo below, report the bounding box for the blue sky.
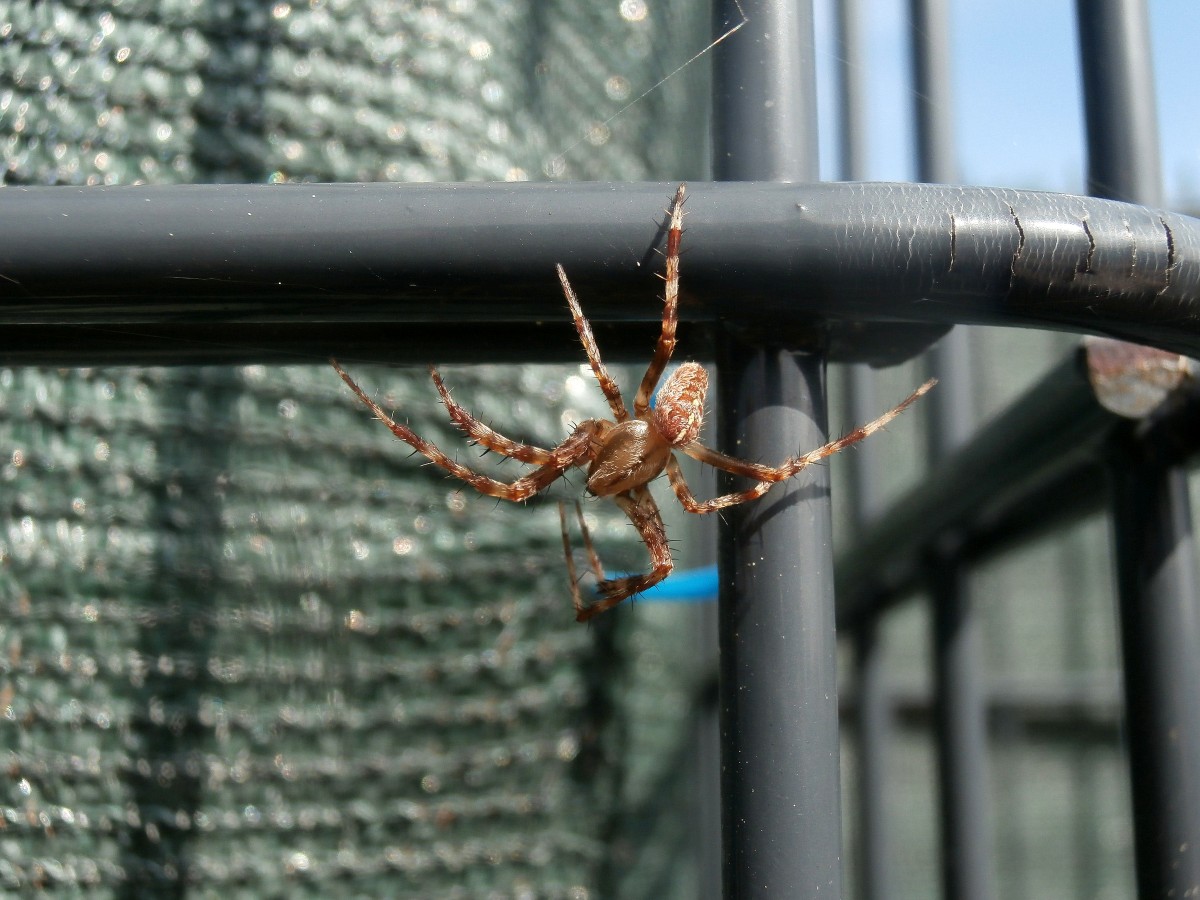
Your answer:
[812,0,1200,210]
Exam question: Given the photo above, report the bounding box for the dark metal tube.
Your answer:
[3,183,1200,362]
[837,3,894,894]
[925,336,994,900]
[835,0,867,182]
[926,339,996,900]
[853,619,892,900]
[1076,0,1163,206]
[1078,0,1200,893]
[846,364,894,900]
[712,1,843,896]
[836,353,1113,618]
[910,0,957,185]
[717,345,842,898]
[711,1,818,184]
[1110,457,1200,895]
[930,559,994,900]
[909,0,995,893]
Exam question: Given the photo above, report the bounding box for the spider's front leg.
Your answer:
[557,265,629,422]
[667,378,938,513]
[633,182,686,417]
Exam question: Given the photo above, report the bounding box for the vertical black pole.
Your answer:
[1077,1,1200,894]
[853,615,891,900]
[909,1,995,898]
[716,349,839,899]
[837,3,893,897]
[926,337,993,900]
[1076,0,1163,207]
[712,1,840,897]
[909,0,956,186]
[1110,460,1200,896]
[929,550,994,900]
[847,366,893,900]
[835,0,868,184]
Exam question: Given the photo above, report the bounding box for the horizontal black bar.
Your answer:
[836,347,1200,624]
[2,182,1199,364]
[0,321,709,367]
[842,674,1122,743]
[836,351,1110,622]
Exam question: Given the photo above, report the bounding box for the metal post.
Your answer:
[1110,458,1200,896]
[846,365,893,900]
[926,337,994,900]
[717,347,840,898]
[853,616,891,900]
[1076,0,1163,207]
[1077,0,1200,893]
[909,0,995,897]
[909,0,957,187]
[712,1,841,897]
[837,3,894,896]
[835,0,868,184]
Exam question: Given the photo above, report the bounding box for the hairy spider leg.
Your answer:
[331,359,598,501]
[575,485,673,621]
[571,500,606,580]
[428,367,555,464]
[557,264,630,422]
[559,502,583,613]
[558,501,608,620]
[634,183,686,418]
[667,378,938,513]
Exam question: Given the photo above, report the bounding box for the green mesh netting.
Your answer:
[0,1,712,895]
[0,364,638,896]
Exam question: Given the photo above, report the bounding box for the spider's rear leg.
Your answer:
[559,501,607,621]
[429,367,554,464]
[575,486,673,622]
[332,359,597,502]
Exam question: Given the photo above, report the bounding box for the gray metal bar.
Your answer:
[3,183,1200,360]
[910,0,957,185]
[836,2,894,896]
[711,3,818,183]
[925,340,995,900]
[846,365,893,900]
[1077,0,1200,893]
[0,321,691,367]
[836,352,1114,619]
[712,1,842,897]
[835,0,867,182]
[1110,457,1200,895]
[837,372,1200,896]
[1077,0,1163,206]
[930,557,994,900]
[909,0,995,893]
[717,346,840,899]
[926,328,995,900]
[852,618,891,900]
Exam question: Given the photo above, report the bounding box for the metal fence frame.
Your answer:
[2,0,1199,897]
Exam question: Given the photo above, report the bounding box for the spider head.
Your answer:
[652,362,708,447]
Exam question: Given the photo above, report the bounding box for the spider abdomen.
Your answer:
[586,419,672,496]
[653,362,708,446]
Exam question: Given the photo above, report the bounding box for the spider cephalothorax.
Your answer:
[333,184,934,621]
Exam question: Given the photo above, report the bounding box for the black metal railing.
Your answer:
[2,0,1199,897]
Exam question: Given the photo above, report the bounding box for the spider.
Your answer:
[332,183,935,621]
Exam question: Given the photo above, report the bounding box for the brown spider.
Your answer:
[332,184,935,621]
